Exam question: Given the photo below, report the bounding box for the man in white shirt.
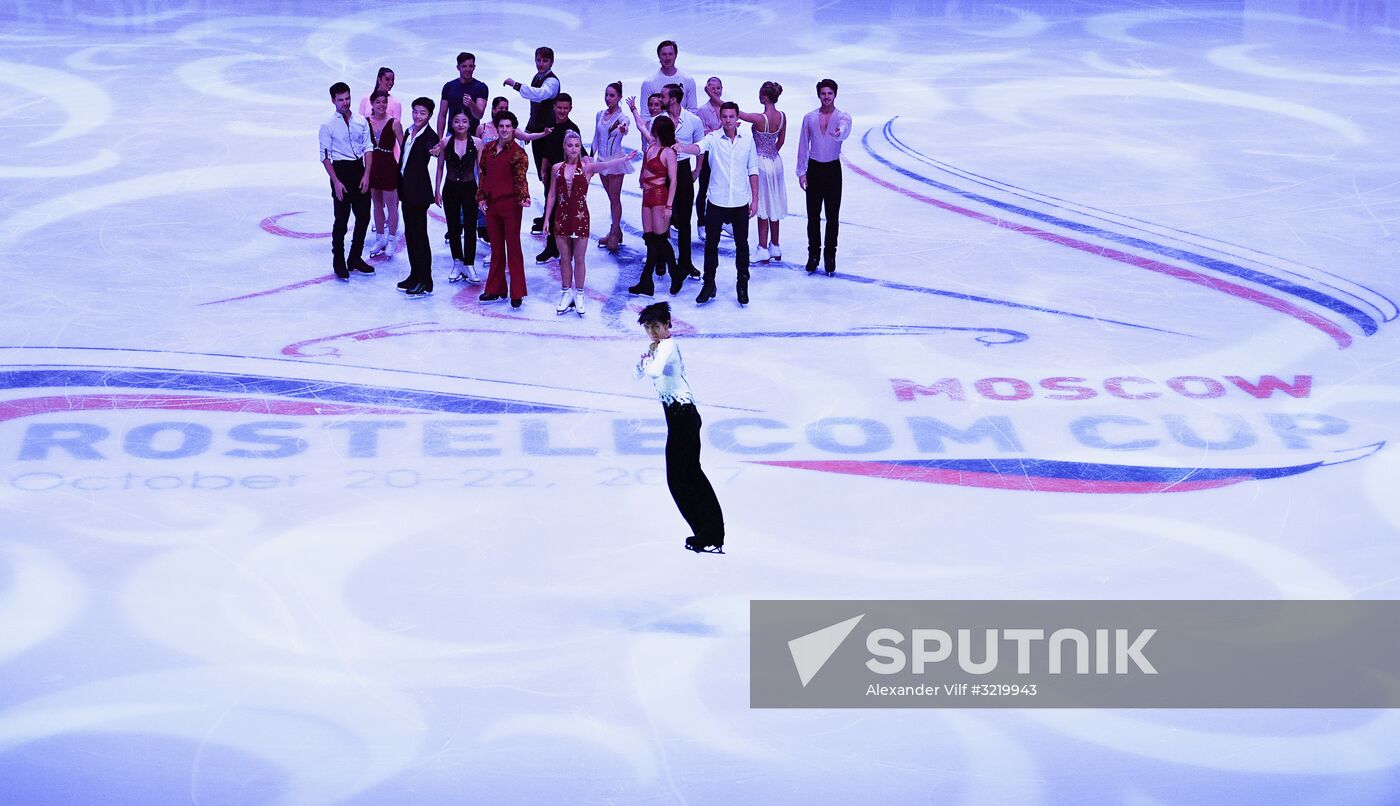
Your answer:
[674,102,758,306]
[640,40,697,112]
[318,81,375,280]
[634,301,725,554]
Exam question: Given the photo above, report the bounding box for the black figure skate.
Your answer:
[684,536,724,554]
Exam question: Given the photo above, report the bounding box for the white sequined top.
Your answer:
[634,337,694,405]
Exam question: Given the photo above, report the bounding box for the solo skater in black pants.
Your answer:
[634,302,725,553]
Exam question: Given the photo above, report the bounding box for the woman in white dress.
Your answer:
[590,81,633,252]
[737,81,787,262]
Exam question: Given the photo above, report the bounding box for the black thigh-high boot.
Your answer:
[661,236,677,277]
[629,233,656,296]
[666,236,686,295]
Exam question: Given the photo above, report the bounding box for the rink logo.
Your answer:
[890,374,1313,403]
[0,364,1383,495]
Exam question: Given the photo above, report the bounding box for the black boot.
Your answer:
[805,251,820,273]
[628,234,656,296]
[824,248,836,275]
[661,238,677,277]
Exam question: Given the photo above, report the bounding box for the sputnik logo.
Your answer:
[788,614,865,687]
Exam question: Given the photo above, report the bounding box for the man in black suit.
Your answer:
[398,97,439,296]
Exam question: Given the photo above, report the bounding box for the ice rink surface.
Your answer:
[2,0,1400,803]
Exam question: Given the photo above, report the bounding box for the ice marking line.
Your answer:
[880,120,1397,323]
[865,121,1371,340]
[0,350,762,412]
[259,212,329,239]
[202,274,339,305]
[609,216,1190,337]
[854,132,1355,349]
[753,454,1362,493]
[0,369,585,415]
[280,322,1032,355]
[0,394,418,422]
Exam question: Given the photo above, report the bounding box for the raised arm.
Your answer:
[515,127,553,142]
[735,108,765,126]
[626,96,652,148]
[833,111,853,142]
[583,149,639,178]
[514,76,559,103]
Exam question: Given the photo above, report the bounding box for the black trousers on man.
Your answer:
[401,201,433,292]
[703,203,750,297]
[330,160,371,269]
[664,401,724,547]
[530,139,548,230]
[537,165,559,259]
[804,158,842,269]
[695,158,711,226]
[670,159,697,275]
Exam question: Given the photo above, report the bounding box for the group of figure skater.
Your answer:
[318,41,852,314]
[316,41,858,553]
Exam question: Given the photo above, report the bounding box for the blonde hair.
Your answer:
[562,129,584,164]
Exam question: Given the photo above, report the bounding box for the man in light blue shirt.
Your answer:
[318,81,375,279]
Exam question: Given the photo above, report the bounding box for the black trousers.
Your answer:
[443,180,478,265]
[401,201,433,291]
[664,402,724,546]
[540,164,559,255]
[530,139,548,227]
[670,159,696,273]
[695,158,711,225]
[703,203,750,287]
[804,158,842,260]
[331,160,371,266]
